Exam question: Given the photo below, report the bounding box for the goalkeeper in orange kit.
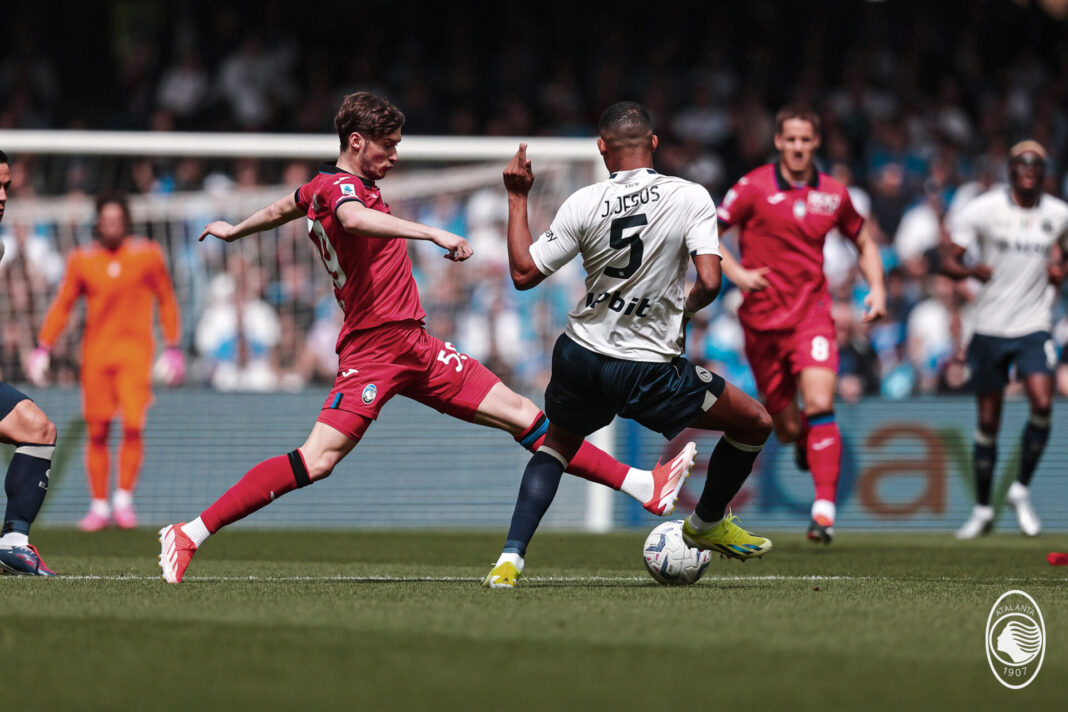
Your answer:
[29,193,184,530]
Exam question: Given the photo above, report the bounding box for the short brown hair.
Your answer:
[774,105,821,136]
[334,92,406,150]
[95,191,131,224]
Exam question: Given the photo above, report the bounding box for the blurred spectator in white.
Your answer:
[156,51,209,124]
[894,183,946,279]
[907,274,974,393]
[824,162,872,293]
[0,219,64,286]
[195,254,280,391]
[302,296,342,384]
[673,84,731,148]
[216,37,288,130]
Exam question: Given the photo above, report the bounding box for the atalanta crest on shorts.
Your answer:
[694,365,713,383]
[362,384,377,404]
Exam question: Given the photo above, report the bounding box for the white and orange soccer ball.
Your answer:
[642,519,712,585]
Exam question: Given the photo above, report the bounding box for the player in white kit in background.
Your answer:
[484,102,773,588]
[943,140,1068,538]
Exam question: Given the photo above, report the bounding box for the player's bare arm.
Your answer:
[199,193,303,243]
[854,225,887,322]
[503,143,546,290]
[335,200,472,262]
[684,253,723,318]
[940,241,992,283]
[717,233,769,292]
[1049,240,1067,285]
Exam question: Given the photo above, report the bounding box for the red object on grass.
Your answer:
[1047,552,1068,566]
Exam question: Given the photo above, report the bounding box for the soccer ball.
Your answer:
[642,520,713,585]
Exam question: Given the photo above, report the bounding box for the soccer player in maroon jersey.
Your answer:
[716,106,886,543]
[158,92,695,583]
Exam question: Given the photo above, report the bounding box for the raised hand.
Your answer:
[503,143,535,197]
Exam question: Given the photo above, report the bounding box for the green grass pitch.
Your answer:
[2,528,1065,711]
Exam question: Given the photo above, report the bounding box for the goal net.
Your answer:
[0,130,620,531]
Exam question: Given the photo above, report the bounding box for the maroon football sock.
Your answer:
[201,451,309,533]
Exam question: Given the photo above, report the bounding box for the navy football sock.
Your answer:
[2,444,55,537]
[694,436,762,523]
[502,450,565,558]
[973,431,997,507]
[1018,414,1050,487]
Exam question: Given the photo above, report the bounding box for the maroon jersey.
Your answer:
[295,163,426,353]
[718,164,863,330]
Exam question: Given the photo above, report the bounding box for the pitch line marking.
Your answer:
[20,574,1068,583]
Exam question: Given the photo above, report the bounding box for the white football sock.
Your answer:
[495,551,524,572]
[90,498,111,517]
[812,499,836,522]
[687,512,724,532]
[620,467,653,502]
[112,488,134,510]
[181,517,211,548]
[0,532,29,548]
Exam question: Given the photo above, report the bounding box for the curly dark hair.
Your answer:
[334,92,406,151]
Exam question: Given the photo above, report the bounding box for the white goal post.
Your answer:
[0,129,617,532]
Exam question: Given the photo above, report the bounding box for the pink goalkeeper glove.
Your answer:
[27,346,50,386]
[154,347,186,387]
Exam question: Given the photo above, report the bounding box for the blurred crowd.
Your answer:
[3,0,1068,400]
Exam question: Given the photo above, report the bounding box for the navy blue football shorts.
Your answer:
[967,331,1056,393]
[0,381,30,422]
[544,333,726,440]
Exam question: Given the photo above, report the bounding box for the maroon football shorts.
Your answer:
[741,306,838,415]
[317,321,501,441]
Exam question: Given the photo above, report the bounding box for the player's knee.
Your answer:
[803,396,834,416]
[87,420,109,444]
[1030,403,1052,419]
[303,452,338,482]
[18,402,57,445]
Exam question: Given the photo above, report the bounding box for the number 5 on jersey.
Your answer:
[605,214,647,279]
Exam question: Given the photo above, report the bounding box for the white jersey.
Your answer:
[951,188,1068,338]
[530,168,720,361]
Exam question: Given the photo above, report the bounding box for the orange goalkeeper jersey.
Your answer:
[38,237,180,368]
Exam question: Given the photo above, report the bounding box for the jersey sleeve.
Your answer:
[950,199,983,251]
[37,253,85,347]
[147,244,181,347]
[529,193,584,276]
[294,181,313,212]
[716,178,757,230]
[836,189,865,242]
[683,184,721,256]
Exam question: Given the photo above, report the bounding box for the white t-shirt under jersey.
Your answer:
[951,188,1068,338]
[529,168,720,361]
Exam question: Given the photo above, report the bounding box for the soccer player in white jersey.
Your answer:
[0,150,58,576]
[944,140,1068,538]
[483,102,773,588]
